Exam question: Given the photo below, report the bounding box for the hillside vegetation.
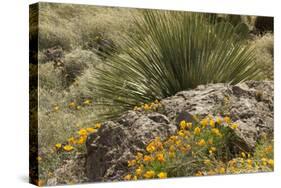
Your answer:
[29,3,274,186]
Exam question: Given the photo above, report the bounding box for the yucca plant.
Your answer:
[86,10,261,120]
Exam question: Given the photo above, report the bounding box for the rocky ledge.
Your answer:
[85,80,273,182]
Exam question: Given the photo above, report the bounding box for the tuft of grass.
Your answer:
[87,10,262,120]
[250,33,274,80]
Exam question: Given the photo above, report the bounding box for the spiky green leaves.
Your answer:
[87,10,261,119]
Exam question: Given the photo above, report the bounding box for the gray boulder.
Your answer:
[86,111,177,181]
[86,80,273,181]
[162,80,273,149]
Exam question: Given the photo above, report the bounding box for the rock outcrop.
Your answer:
[86,80,273,182]
[86,112,177,181]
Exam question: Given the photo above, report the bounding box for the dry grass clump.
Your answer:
[251,33,274,80]
[39,48,101,90]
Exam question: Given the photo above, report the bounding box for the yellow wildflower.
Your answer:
[157,172,167,179]
[268,159,274,167]
[247,159,252,165]
[83,99,92,105]
[86,127,97,133]
[178,130,186,137]
[210,146,217,152]
[156,153,165,162]
[124,174,132,180]
[78,128,87,136]
[128,160,136,167]
[265,145,273,153]
[224,116,231,124]
[63,145,74,152]
[143,170,155,179]
[143,104,150,111]
[94,123,101,129]
[211,128,221,137]
[146,143,156,153]
[241,152,246,158]
[55,143,62,149]
[68,101,76,108]
[180,120,187,130]
[209,146,216,154]
[143,155,153,163]
[231,123,238,129]
[195,171,203,176]
[68,137,76,144]
[216,117,222,125]
[209,119,215,128]
[175,140,182,146]
[194,127,201,135]
[169,135,178,142]
[197,139,206,146]
[200,118,208,128]
[261,158,267,165]
[77,136,86,144]
[135,168,143,176]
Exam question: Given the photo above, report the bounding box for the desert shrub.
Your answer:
[87,11,261,119]
[38,23,77,51]
[38,63,67,91]
[124,116,274,180]
[38,48,102,90]
[63,49,102,86]
[250,33,274,80]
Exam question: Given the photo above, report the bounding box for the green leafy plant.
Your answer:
[123,116,274,180]
[87,10,261,119]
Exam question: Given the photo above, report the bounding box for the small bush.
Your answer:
[38,49,101,90]
[124,115,274,180]
[251,33,274,80]
[63,49,102,86]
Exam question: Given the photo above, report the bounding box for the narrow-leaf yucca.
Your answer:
[86,10,261,120]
